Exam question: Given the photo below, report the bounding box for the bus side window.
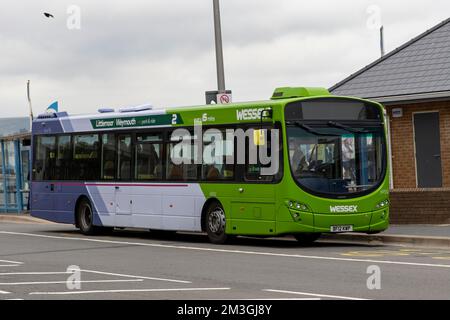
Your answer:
[117,134,132,180]
[73,134,100,181]
[101,134,116,180]
[135,133,163,180]
[33,135,56,181]
[55,135,72,180]
[244,128,279,182]
[166,130,199,181]
[166,143,198,181]
[202,129,235,181]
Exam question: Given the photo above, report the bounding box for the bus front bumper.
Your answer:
[313,208,389,233]
[276,207,389,235]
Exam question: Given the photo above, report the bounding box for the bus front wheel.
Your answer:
[205,202,228,244]
[294,233,321,245]
[76,198,98,235]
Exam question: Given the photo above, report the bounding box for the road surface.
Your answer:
[0,222,449,300]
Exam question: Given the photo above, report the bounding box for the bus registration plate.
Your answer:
[330,225,353,232]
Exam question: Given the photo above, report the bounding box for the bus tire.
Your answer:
[205,201,228,244]
[294,233,321,245]
[76,198,98,235]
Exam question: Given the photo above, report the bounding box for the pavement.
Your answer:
[0,221,449,300]
[0,213,54,224]
[322,224,450,249]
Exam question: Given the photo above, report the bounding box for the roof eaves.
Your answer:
[329,17,450,92]
[367,90,450,105]
[0,132,31,141]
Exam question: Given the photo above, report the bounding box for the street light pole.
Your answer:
[380,26,385,57]
[213,0,226,93]
[27,80,34,130]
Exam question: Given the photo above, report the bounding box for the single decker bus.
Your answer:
[31,87,390,244]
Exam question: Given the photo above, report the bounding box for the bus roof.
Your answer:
[31,87,381,135]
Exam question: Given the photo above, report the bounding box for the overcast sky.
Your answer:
[0,0,449,117]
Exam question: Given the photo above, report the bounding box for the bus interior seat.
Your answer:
[205,166,221,180]
[120,161,131,179]
[168,164,183,180]
[104,160,114,178]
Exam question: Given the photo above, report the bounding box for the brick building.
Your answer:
[331,18,450,224]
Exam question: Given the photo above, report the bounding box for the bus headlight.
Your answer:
[285,200,310,212]
[375,199,389,209]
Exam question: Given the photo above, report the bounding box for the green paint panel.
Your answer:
[230,203,276,220]
[229,219,276,236]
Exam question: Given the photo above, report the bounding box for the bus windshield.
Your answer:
[287,124,385,197]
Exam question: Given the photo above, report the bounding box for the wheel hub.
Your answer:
[81,205,92,229]
[208,207,225,234]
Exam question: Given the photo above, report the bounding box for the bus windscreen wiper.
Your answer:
[288,121,338,136]
[327,121,366,134]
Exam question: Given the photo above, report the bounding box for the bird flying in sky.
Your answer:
[43,12,54,18]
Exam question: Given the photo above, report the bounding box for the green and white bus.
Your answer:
[31,87,389,244]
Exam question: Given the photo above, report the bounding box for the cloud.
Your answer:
[0,0,449,117]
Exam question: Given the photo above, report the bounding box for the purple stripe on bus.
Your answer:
[31,182,189,187]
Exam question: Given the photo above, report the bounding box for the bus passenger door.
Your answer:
[31,136,56,218]
[132,133,165,230]
[115,134,132,227]
[229,128,278,236]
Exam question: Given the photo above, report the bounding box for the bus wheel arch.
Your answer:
[201,198,221,232]
[75,195,97,235]
[201,198,229,244]
[74,195,90,228]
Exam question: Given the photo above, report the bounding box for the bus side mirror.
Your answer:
[261,108,273,119]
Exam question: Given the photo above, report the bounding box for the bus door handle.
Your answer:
[115,186,120,190]
[50,184,55,192]
[238,188,244,193]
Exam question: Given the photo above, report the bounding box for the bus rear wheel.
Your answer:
[294,233,321,245]
[205,202,228,244]
[76,198,98,235]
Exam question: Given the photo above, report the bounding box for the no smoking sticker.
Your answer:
[217,93,232,104]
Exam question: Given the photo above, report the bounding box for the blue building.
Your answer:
[0,117,31,213]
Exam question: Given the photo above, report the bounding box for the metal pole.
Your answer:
[213,0,226,93]
[14,140,23,213]
[1,142,8,212]
[380,26,385,57]
[27,80,34,130]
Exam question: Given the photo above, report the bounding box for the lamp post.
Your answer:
[27,80,34,129]
[213,0,226,93]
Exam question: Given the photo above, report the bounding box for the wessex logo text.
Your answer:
[236,108,265,121]
[329,205,358,213]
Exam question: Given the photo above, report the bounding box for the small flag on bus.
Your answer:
[46,101,58,113]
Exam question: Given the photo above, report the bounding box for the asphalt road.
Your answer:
[0,222,449,300]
